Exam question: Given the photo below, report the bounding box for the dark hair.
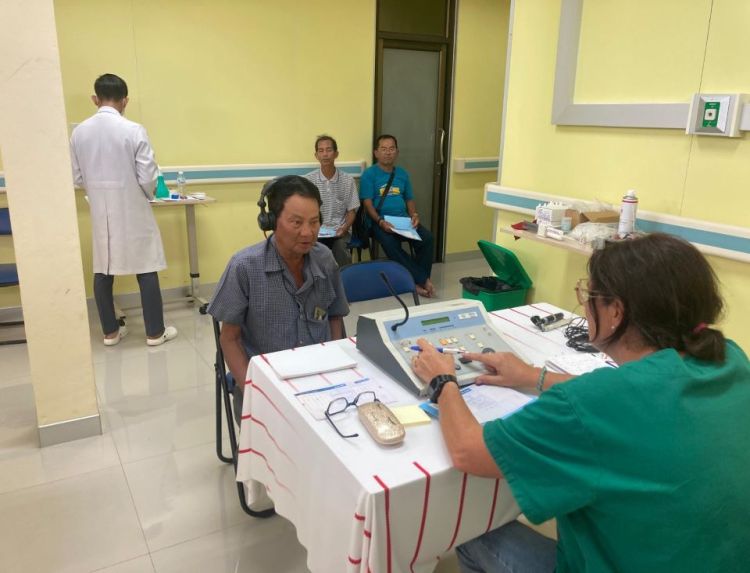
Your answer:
[94,74,128,101]
[267,175,322,219]
[374,134,398,150]
[315,135,338,152]
[587,233,726,362]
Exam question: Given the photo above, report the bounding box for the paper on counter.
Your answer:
[420,385,535,425]
[264,344,357,379]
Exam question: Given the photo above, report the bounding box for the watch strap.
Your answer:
[429,374,458,403]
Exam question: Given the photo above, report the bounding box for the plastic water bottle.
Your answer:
[617,189,638,238]
[176,171,187,196]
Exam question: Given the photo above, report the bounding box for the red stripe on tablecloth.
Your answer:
[511,306,533,318]
[348,336,357,345]
[241,447,294,497]
[364,529,371,538]
[445,472,468,552]
[283,379,299,392]
[374,474,392,573]
[348,556,362,565]
[260,354,270,364]
[244,414,295,467]
[353,368,364,378]
[248,381,295,430]
[410,462,432,573]
[354,513,365,521]
[486,479,500,533]
[319,372,333,386]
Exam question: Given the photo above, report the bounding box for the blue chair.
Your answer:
[0,208,25,346]
[340,260,420,306]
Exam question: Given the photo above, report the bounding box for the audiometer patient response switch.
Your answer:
[356,299,515,396]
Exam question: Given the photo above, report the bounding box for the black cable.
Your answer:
[564,316,598,353]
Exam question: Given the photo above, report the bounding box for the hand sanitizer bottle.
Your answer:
[617,189,638,238]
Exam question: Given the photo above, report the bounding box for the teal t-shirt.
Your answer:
[359,164,413,218]
[483,341,750,573]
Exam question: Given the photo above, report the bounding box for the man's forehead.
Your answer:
[281,194,319,215]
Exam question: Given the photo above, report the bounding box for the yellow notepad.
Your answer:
[391,405,432,427]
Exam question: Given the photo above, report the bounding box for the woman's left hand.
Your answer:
[411,338,455,383]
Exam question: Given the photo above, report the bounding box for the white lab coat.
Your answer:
[70,106,166,275]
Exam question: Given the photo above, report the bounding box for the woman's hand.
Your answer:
[411,338,455,383]
[461,351,537,389]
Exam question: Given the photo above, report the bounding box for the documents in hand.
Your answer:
[264,345,357,379]
[420,384,535,424]
[295,378,398,421]
[384,216,421,241]
[545,353,616,376]
[317,225,338,239]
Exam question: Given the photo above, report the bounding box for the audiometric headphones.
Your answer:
[257,179,278,232]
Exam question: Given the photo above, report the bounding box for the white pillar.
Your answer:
[0,0,100,445]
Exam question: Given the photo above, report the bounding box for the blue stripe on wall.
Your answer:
[161,164,362,182]
[464,160,499,170]
[636,220,750,255]
[486,190,750,255]
[486,191,540,211]
[0,177,5,189]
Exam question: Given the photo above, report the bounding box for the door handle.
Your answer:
[437,128,445,165]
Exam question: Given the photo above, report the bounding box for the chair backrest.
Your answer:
[340,260,420,306]
[0,208,11,236]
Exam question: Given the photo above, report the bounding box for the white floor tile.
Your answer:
[93,555,155,573]
[0,432,120,495]
[0,466,147,573]
[123,443,248,552]
[101,383,218,464]
[0,344,31,385]
[95,343,213,404]
[150,516,309,573]
[0,381,38,453]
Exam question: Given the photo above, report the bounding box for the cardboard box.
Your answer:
[580,210,619,224]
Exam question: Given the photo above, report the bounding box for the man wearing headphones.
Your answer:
[208,175,349,419]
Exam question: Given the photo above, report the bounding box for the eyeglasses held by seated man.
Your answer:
[325,391,379,439]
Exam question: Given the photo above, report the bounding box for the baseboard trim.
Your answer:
[39,413,102,447]
[443,250,485,263]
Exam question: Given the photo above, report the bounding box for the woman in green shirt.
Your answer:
[412,233,750,573]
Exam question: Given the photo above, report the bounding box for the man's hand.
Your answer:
[461,351,537,389]
[410,212,420,228]
[411,338,455,383]
[335,224,349,238]
[378,219,395,233]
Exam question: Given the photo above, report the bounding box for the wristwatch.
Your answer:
[428,374,458,403]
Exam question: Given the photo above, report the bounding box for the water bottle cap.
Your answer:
[625,189,637,198]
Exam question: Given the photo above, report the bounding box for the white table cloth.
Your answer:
[236,303,580,572]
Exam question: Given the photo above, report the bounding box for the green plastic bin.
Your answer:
[461,240,533,311]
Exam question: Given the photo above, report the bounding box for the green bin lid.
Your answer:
[477,240,533,289]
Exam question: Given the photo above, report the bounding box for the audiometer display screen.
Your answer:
[421,316,450,327]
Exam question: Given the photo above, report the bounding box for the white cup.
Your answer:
[561,216,572,232]
[537,223,548,237]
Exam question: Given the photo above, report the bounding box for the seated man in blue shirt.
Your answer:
[360,134,435,297]
[208,175,349,420]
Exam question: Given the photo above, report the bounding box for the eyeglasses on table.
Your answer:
[325,391,379,439]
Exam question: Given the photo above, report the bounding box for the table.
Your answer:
[113,196,215,320]
[236,302,580,573]
[150,196,215,313]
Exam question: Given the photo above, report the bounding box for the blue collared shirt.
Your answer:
[208,236,349,358]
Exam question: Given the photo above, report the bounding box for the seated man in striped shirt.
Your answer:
[304,135,360,267]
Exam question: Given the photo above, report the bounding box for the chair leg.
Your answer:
[216,364,233,464]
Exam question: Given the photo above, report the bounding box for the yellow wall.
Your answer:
[446,0,509,254]
[496,0,749,348]
[26,0,376,303]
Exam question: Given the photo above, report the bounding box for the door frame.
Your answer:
[372,0,457,262]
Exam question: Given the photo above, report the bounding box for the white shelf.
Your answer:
[499,227,593,256]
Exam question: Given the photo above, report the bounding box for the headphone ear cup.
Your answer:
[257,180,277,231]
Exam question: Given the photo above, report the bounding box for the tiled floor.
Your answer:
[0,256,490,573]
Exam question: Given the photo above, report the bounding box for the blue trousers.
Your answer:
[456,520,557,573]
[371,224,434,286]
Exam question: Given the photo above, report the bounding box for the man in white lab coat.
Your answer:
[70,74,177,346]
